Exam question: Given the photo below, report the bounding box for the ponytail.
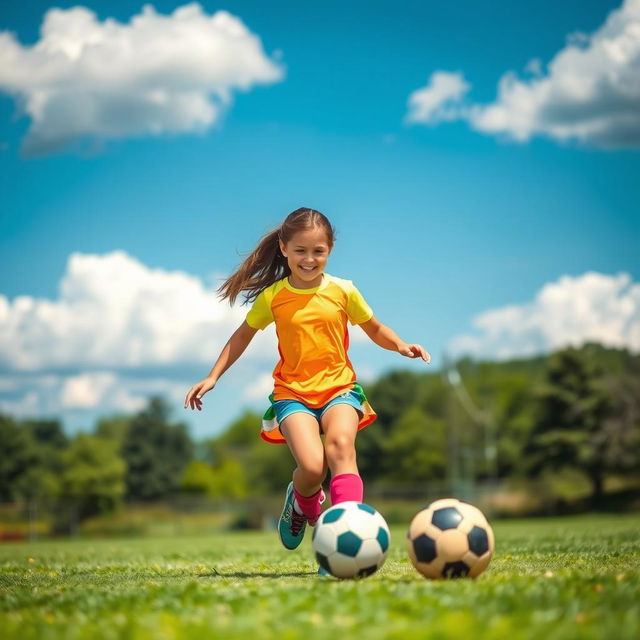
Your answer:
[217,228,289,305]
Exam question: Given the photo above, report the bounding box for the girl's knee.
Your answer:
[297,457,325,484]
[325,434,356,462]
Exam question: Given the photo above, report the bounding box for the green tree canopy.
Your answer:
[181,459,249,498]
[59,434,126,520]
[0,415,63,501]
[122,396,193,500]
[203,410,292,496]
[0,415,39,501]
[24,418,68,449]
[95,414,132,445]
[525,347,615,500]
[382,406,447,483]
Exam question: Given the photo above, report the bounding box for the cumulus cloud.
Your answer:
[0,3,284,154]
[448,272,640,360]
[405,71,471,125]
[0,371,191,419]
[61,371,118,409]
[0,251,283,432]
[407,0,640,148]
[242,372,275,402]
[0,249,278,372]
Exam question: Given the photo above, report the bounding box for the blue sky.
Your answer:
[0,0,638,439]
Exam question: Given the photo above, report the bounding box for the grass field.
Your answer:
[1,513,638,639]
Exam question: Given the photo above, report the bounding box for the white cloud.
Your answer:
[61,371,117,408]
[448,272,640,360]
[242,371,274,402]
[0,391,41,419]
[0,248,262,425]
[524,58,543,76]
[0,249,276,371]
[405,71,471,125]
[0,3,284,154]
[407,0,640,148]
[0,371,193,419]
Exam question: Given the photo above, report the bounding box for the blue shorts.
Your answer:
[273,389,364,430]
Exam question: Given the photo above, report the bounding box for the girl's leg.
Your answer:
[277,412,328,549]
[320,404,363,504]
[280,411,327,496]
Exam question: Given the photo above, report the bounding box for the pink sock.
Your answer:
[293,486,325,525]
[330,473,364,505]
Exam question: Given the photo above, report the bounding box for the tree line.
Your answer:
[1,343,638,525]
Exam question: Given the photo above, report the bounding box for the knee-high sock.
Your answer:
[330,473,363,505]
[293,486,325,525]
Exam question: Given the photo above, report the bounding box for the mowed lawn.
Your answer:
[0,514,638,640]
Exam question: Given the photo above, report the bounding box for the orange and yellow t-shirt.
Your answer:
[245,273,377,441]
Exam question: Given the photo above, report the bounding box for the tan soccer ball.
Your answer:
[406,498,495,579]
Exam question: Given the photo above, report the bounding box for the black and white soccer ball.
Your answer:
[406,498,495,579]
[312,501,390,579]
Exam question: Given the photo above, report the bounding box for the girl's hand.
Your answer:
[398,343,431,363]
[184,377,216,411]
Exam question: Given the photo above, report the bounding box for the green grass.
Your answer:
[1,514,638,639]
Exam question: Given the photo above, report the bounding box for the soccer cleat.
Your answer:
[278,482,307,550]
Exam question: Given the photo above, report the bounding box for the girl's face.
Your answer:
[279,226,332,288]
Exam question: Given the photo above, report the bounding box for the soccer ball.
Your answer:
[312,501,390,579]
[406,498,494,579]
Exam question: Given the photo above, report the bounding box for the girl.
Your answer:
[184,208,430,563]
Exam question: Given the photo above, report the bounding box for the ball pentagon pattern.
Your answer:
[406,498,494,579]
[311,501,390,579]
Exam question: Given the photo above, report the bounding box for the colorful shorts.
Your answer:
[274,389,364,427]
[260,382,377,444]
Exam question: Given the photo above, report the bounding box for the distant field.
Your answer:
[0,514,638,639]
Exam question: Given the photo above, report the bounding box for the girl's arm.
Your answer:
[185,320,259,410]
[207,320,259,383]
[359,316,431,363]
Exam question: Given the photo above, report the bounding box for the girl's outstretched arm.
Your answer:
[359,316,431,363]
[184,320,259,410]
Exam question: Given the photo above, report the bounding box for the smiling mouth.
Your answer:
[299,266,317,272]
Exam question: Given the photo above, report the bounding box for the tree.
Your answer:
[122,396,193,500]
[0,415,40,501]
[24,418,68,450]
[203,410,292,496]
[367,370,420,430]
[181,459,249,498]
[23,418,68,500]
[58,434,126,520]
[491,374,536,478]
[95,414,132,445]
[356,424,387,483]
[245,438,293,494]
[382,406,447,483]
[525,348,613,501]
[599,373,640,475]
[358,370,421,481]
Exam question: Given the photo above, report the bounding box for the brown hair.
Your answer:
[217,207,336,305]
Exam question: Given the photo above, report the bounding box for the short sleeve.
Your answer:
[346,282,373,325]
[245,289,274,330]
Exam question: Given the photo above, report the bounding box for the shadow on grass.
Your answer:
[202,569,316,578]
